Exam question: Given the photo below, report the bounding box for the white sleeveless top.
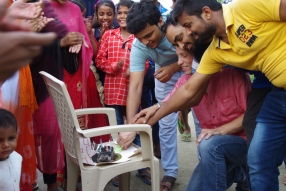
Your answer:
[0,151,22,191]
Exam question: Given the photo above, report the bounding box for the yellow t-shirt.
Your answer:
[197,0,286,89]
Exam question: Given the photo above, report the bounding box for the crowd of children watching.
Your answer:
[1,0,286,191]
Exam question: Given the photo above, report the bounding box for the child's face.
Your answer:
[0,126,18,160]
[117,6,129,29]
[97,5,115,28]
[176,47,193,75]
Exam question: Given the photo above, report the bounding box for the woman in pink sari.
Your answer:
[30,1,110,190]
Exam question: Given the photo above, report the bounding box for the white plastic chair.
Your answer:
[39,71,160,191]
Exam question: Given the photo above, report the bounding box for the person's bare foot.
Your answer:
[284,174,286,186]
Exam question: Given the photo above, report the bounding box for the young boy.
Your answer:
[0,108,22,191]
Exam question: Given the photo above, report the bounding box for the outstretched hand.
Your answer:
[132,104,158,124]
[7,0,43,20]
[117,132,136,150]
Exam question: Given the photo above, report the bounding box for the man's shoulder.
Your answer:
[132,39,148,51]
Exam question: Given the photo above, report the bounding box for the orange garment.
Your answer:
[19,67,38,113]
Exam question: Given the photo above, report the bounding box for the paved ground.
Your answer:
[36,114,286,191]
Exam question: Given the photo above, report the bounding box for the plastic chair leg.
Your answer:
[118,172,130,191]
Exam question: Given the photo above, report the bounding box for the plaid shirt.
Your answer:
[95,28,134,106]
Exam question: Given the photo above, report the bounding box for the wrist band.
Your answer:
[157,102,161,109]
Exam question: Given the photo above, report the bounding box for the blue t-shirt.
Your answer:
[130,36,178,72]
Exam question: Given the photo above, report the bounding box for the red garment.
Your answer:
[86,69,110,143]
[193,68,251,139]
[95,28,134,106]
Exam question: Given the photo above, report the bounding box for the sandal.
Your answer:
[111,176,119,187]
[181,133,191,142]
[32,181,38,190]
[177,119,185,134]
[136,172,151,185]
[76,182,82,191]
[160,176,176,191]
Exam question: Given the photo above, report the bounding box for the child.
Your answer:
[93,0,117,85]
[0,108,22,191]
[93,0,116,42]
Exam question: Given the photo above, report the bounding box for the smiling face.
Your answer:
[0,126,18,161]
[176,47,193,75]
[135,23,164,49]
[117,6,129,29]
[96,4,115,28]
[177,11,216,44]
[165,24,195,51]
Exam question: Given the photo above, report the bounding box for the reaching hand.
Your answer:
[132,104,158,124]
[7,0,43,20]
[154,65,174,83]
[117,132,137,150]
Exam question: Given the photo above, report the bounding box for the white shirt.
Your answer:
[0,151,22,191]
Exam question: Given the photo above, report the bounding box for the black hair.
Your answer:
[161,13,179,34]
[0,109,17,131]
[95,0,116,15]
[126,1,161,34]
[116,0,134,12]
[70,0,86,12]
[173,0,222,21]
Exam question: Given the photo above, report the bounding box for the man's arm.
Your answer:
[117,71,145,149]
[126,71,145,123]
[133,74,210,124]
[147,72,213,125]
[280,0,286,20]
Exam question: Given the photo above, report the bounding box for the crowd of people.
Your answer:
[0,0,286,191]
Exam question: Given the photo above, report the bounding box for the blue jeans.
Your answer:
[105,105,126,125]
[248,86,286,191]
[186,135,247,191]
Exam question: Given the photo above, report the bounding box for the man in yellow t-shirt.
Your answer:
[131,0,286,190]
